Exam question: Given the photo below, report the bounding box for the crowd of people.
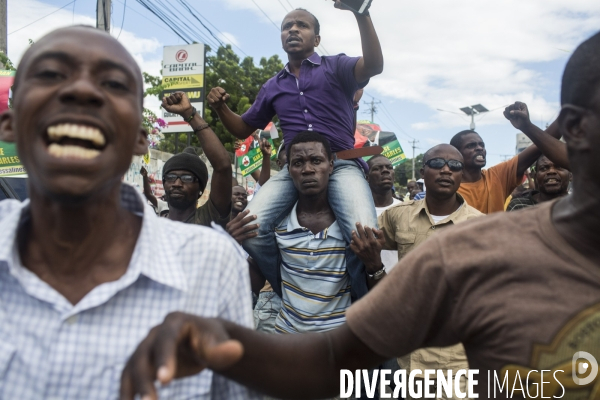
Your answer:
[0,0,598,399]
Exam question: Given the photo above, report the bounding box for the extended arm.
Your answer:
[119,316,385,400]
[140,167,158,208]
[163,92,232,216]
[333,1,384,82]
[504,102,569,175]
[206,87,256,140]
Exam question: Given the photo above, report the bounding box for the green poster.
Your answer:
[0,141,25,176]
[361,131,407,167]
[238,139,276,177]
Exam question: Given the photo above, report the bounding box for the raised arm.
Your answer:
[333,1,384,83]
[162,92,232,216]
[206,87,256,140]
[504,102,569,174]
[140,166,158,209]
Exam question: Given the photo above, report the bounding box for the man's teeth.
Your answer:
[547,179,558,183]
[48,143,101,159]
[48,124,106,147]
[235,202,243,206]
[475,155,484,160]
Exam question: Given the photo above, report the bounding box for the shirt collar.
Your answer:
[416,193,468,225]
[280,52,322,78]
[0,184,188,296]
[286,202,343,240]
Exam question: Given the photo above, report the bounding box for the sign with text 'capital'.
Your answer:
[161,44,205,134]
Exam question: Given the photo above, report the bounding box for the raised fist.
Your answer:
[207,87,231,110]
[504,101,532,131]
[162,92,192,117]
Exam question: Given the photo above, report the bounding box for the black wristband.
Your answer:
[185,107,197,123]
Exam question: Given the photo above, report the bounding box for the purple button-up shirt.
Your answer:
[242,53,368,154]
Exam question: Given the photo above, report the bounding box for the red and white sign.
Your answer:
[175,50,188,62]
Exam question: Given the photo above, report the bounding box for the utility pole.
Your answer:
[410,139,419,181]
[363,98,381,123]
[0,0,6,57]
[96,0,111,32]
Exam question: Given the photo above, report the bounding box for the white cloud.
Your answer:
[217,32,240,48]
[220,0,600,129]
[7,0,164,112]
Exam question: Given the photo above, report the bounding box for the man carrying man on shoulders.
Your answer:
[208,1,384,302]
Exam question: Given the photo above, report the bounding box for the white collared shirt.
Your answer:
[0,185,257,399]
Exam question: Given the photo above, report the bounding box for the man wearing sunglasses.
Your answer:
[160,92,232,228]
[374,144,482,399]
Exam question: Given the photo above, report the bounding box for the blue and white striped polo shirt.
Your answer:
[274,203,352,333]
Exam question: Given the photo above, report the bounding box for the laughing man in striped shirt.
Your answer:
[249,131,384,334]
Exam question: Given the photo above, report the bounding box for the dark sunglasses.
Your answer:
[163,173,198,183]
[424,158,464,172]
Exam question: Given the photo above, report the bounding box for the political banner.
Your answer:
[0,141,25,177]
[0,70,15,113]
[355,121,407,167]
[236,124,277,177]
[161,44,205,133]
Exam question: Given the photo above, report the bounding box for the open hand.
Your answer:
[504,101,532,132]
[207,87,230,110]
[119,313,243,400]
[226,210,259,244]
[162,91,193,117]
[350,223,385,274]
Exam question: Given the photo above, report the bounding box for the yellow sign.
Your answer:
[162,74,204,90]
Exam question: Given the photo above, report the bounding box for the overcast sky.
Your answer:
[8,0,600,166]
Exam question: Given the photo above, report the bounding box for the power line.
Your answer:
[250,0,280,30]
[277,0,291,12]
[8,1,75,35]
[116,0,126,39]
[114,0,174,37]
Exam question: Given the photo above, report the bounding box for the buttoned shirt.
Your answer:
[0,184,257,399]
[378,194,483,259]
[242,53,367,153]
[377,194,483,378]
[274,203,351,334]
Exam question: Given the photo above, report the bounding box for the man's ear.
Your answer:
[328,158,334,175]
[133,127,150,156]
[0,110,16,143]
[559,105,591,152]
[420,168,425,177]
[314,35,321,47]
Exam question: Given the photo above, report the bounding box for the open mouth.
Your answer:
[235,201,244,207]
[46,123,106,160]
[287,36,301,44]
[545,178,560,185]
[475,155,485,162]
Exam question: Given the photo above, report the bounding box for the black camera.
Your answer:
[339,0,373,15]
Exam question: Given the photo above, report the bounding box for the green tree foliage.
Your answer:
[144,45,284,155]
[394,153,424,186]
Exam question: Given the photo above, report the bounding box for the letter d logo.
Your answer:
[572,351,598,386]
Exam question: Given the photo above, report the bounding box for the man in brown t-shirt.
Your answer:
[452,103,563,214]
[120,32,600,400]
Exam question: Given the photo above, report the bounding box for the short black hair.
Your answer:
[450,130,479,149]
[366,154,389,169]
[277,144,287,162]
[293,8,320,35]
[287,131,332,161]
[561,30,600,107]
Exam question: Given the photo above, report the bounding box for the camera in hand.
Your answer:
[339,0,373,15]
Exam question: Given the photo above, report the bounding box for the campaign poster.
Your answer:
[355,121,407,167]
[0,141,25,177]
[236,124,277,177]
